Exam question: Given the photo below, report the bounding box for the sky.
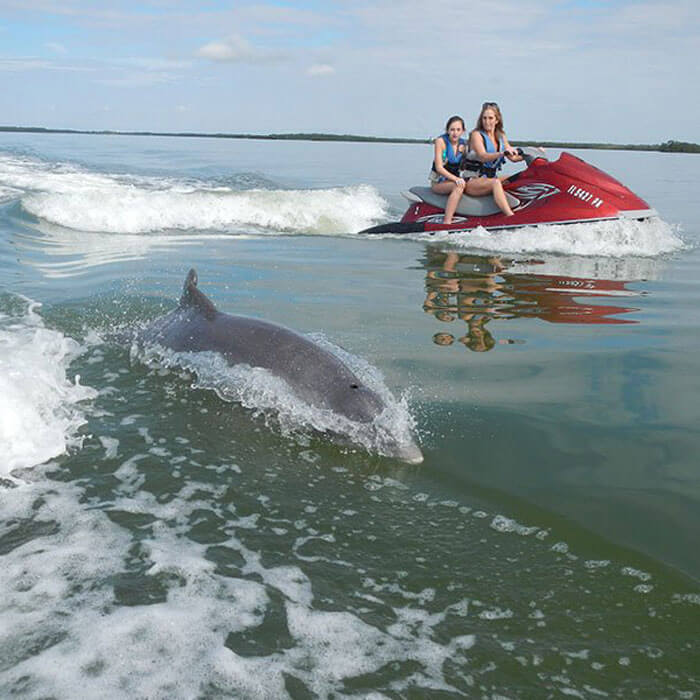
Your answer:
[0,0,697,143]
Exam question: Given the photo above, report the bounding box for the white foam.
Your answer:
[0,299,97,475]
[2,452,691,697]
[0,478,133,694]
[0,184,21,202]
[406,217,685,258]
[621,566,652,582]
[584,560,611,570]
[671,593,700,606]
[0,477,272,699]
[479,607,514,620]
[2,470,481,697]
[212,600,476,697]
[490,514,541,536]
[23,185,388,235]
[0,152,388,235]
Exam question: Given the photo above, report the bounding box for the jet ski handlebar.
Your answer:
[515,146,548,165]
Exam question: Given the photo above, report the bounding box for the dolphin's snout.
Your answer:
[392,441,424,465]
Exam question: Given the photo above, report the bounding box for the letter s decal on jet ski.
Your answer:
[511,183,560,210]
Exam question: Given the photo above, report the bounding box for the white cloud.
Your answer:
[195,34,281,64]
[307,63,334,77]
[197,39,247,62]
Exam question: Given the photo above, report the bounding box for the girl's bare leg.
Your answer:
[431,180,466,224]
[465,178,514,216]
[491,179,514,216]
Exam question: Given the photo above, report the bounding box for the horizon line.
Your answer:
[0,125,698,152]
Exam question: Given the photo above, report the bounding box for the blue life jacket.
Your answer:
[479,130,505,178]
[431,133,466,176]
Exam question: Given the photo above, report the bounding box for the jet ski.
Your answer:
[360,148,656,235]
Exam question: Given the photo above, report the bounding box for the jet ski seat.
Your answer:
[406,186,519,217]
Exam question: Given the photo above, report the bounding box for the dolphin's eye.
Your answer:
[350,384,359,389]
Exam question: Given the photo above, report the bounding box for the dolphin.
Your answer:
[135,269,423,464]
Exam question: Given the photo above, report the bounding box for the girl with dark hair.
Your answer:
[429,115,467,224]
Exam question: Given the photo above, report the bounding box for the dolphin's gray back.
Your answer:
[151,307,352,377]
[138,270,384,421]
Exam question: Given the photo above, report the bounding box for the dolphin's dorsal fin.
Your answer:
[179,268,218,319]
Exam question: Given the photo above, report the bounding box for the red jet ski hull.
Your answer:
[363,152,655,234]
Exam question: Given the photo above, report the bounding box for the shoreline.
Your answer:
[1,125,698,153]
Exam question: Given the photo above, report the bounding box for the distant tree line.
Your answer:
[513,139,700,153]
[657,140,700,153]
[1,126,698,153]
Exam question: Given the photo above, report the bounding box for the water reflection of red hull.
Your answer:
[423,251,641,351]
[506,275,639,324]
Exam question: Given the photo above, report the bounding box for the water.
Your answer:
[1,133,698,698]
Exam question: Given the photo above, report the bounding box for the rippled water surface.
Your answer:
[1,133,698,698]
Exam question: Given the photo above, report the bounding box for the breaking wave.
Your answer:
[0,153,388,235]
[0,297,97,475]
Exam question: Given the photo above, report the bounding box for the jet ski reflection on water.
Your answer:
[361,148,657,235]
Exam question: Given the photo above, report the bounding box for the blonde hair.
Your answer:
[475,102,504,137]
